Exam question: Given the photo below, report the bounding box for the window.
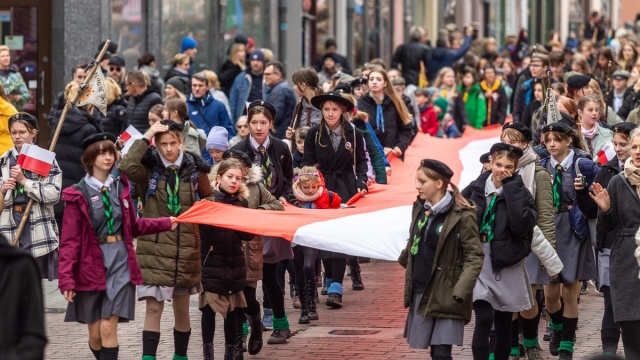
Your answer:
[111,0,145,71]
[160,0,210,74]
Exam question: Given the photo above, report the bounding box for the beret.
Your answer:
[502,122,533,142]
[350,77,367,88]
[420,159,454,180]
[222,149,253,168]
[159,119,184,133]
[611,121,638,136]
[479,152,491,164]
[542,121,572,135]
[566,74,591,89]
[333,82,352,94]
[248,100,277,120]
[82,132,117,150]
[489,143,524,158]
[9,112,39,131]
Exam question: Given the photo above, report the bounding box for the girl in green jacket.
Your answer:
[458,66,487,130]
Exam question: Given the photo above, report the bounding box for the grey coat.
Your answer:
[598,174,640,322]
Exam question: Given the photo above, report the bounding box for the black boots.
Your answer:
[298,284,310,324]
[203,343,214,360]
[306,279,319,321]
[224,343,238,360]
[350,257,364,290]
[247,312,263,355]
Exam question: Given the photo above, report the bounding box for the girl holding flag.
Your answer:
[0,112,61,280]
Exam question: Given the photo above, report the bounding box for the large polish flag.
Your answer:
[178,126,502,260]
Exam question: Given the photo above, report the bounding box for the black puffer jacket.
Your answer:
[199,187,253,295]
[101,97,129,138]
[467,171,537,271]
[218,61,243,96]
[357,93,413,155]
[125,88,163,133]
[618,89,640,120]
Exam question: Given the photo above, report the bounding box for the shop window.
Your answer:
[160,0,210,74]
[111,0,146,71]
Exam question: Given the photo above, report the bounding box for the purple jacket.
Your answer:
[58,174,172,293]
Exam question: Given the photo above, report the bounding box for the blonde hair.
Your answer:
[434,67,455,88]
[297,166,322,186]
[262,48,273,63]
[172,53,190,67]
[228,43,247,70]
[0,45,9,55]
[200,70,221,90]
[104,77,122,105]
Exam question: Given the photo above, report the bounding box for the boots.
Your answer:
[247,313,263,355]
[306,279,319,321]
[203,343,214,360]
[350,258,364,290]
[298,281,309,324]
[321,272,328,295]
[234,332,244,360]
[224,344,237,360]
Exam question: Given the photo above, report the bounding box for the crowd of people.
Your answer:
[1,13,640,360]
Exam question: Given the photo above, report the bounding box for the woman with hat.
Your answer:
[302,90,369,308]
[538,121,599,359]
[285,67,324,142]
[590,125,640,359]
[501,122,563,359]
[58,133,176,360]
[118,120,213,360]
[565,74,593,103]
[398,159,483,358]
[231,100,296,345]
[465,143,537,360]
[0,112,62,280]
[574,121,638,356]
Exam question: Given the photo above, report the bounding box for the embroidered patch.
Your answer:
[436,223,444,235]
[91,196,100,202]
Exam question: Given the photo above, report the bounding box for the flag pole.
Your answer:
[12,40,112,246]
[604,60,611,123]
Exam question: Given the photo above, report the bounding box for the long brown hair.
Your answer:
[316,100,349,149]
[291,67,323,97]
[417,166,472,208]
[368,68,412,125]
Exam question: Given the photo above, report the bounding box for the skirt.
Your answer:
[198,291,247,318]
[404,292,465,348]
[137,283,203,302]
[551,213,597,285]
[473,243,534,313]
[597,248,611,290]
[524,252,549,285]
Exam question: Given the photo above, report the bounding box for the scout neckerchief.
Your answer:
[160,152,184,216]
[85,174,116,235]
[10,148,25,198]
[549,150,573,213]
[372,93,385,133]
[481,176,503,242]
[250,135,273,188]
[410,192,452,255]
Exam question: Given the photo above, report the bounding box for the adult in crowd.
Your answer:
[101,77,129,138]
[0,113,62,280]
[200,70,232,119]
[315,38,352,75]
[618,73,640,120]
[232,101,295,345]
[608,70,630,115]
[286,67,324,142]
[124,70,164,133]
[118,120,212,360]
[0,45,31,111]
[107,56,127,93]
[357,68,413,159]
[49,81,103,232]
[165,76,189,102]
[0,83,17,155]
[229,50,266,123]
[302,91,368,308]
[480,64,507,126]
[513,52,550,124]
[51,63,88,112]
[616,41,638,72]
[163,98,206,155]
[219,43,247,96]
[186,72,234,162]
[264,61,297,139]
[427,26,473,83]
[392,26,430,87]
[181,36,198,77]
[137,53,165,96]
[164,53,192,87]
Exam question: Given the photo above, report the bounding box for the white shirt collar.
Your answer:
[160,151,184,169]
[85,173,115,192]
[249,134,270,151]
[484,174,505,197]
[550,149,575,171]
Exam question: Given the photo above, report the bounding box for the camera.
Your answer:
[579,175,587,188]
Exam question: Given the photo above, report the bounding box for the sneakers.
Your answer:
[525,345,544,360]
[549,329,562,356]
[326,293,343,308]
[559,350,573,360]
[580,281,587,295]
[262,308,273,330]
[267,328,292,345]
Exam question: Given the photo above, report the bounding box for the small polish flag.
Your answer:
[597,141,616,165]
[120,125,144,155]
[17,144,56,177]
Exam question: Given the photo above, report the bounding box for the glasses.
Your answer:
[110,67,123,72]
[236,124,248,129]
[529,64,543,69]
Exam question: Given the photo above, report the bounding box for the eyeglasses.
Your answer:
[236,124,248,129]
[110,67,123,72]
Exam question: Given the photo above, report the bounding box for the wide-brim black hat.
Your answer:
[311,91,355,112]
[420,159,454,180]
[489,143,524,158]
[82,132,117,150]
[8,112,38,131]
[502,122,532,142]
[248,100,277,120]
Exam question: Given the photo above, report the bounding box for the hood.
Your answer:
[50,107,101,135]
[187,89,213,105]
[216,182,249,202]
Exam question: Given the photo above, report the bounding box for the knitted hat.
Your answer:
[181,36,198,52]
[249,49,265,63]
[166,76,190,95]
[206,126,229,151]
[433,97,448,112]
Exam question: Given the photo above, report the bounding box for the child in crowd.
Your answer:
[292,166,341,324]
[415,88,438,136]
[433,97,462,138]
[293,126,309,173]
[229,116,249,148]
[207,126,230,165]
[148,104,164,127]
[458,66,487,129]
[521,80,544,131]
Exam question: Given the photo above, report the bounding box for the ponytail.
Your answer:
[450,182,473,208]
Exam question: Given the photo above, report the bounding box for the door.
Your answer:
[0,2,52,146]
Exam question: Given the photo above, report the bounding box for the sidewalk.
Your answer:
[45,261,614,359]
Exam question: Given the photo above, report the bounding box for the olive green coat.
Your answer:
[398,199,484,323]
[118,139,212,288]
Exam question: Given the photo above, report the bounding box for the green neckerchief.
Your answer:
[101,186,115,235]
[410,210,431,255]
[167,165,180,215]
[480,193,499,242]
[552,165,562,212]
[259,146,272,188]
[13,169,25,198]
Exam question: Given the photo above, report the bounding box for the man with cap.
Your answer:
[513,52,553,124]
[314,38,351,75]
[107,56,126,93]
[229,49,267,123]
[181,36,198,77]
[608,69,630,114]
[263,61,297,139]
[391,25,430,86]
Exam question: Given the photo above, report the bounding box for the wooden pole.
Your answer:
[604,60,612,123]
[12,40,111,246]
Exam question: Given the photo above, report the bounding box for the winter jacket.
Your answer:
[513,77,544,124]
[58,175,172,292]
[100,97,129,138]
[126,87,163,133]
[210,88,232,120]
[265,81,298,139]
[118,140,213,288]
[0,98,17,155]
[186,91,234,162]
[521,100,542,131]
[427,36,472,82]
[164,68,191,84]
[0,241,47,360]
[531,164,557,249]
[480,80,508,126]
[0,151,61,258]
[530,226,564,277]
[418,104,439,136]
[139,65,165,96]
[617,89,639,120]
[229,70,266,122]
[357,94,413,154]
[293,171,342,209]
[200,186,254,295]
[398,196,483,323]
[391,41,430,86]
[466,172,537,271]
[232,136,295,202]
[182,120,206,155]
[218,61,244,96]
[302,124,369,201]
[352,119,387,184]
[628,107,640,125]
[0,67,31,111]
[458,84,487,129]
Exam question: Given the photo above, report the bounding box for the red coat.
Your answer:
[313,188,342,209]
[419,104,439,136]
[58,174,172,293]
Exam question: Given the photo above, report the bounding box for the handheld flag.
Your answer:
[76,69,108,116]
[17,144,56,177]
[120,125,144,155]
[597,141,616,164]
[546,87,562,125]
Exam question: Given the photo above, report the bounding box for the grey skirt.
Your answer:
[524,252,549,285]
[597,248,611,290]
[137,283,202,302]
[404,292,464,348]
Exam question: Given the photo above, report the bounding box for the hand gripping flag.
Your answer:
[17,144,56,177]
[76,69,108,116]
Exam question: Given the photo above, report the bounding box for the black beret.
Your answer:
[489,143,524,158]
[248,100,277,120]
[542,121,572,135]
[420,159,454,180]
[222,149,252,168]
[311,91,355,112]
[333,82,352,94]
[479,152,491,164]
[566,74,591,89]
[81,132,117,150]
[611,122,639,136]
[8,112,39,131]
[159,119,184,133]
[351,77,367,88]
[502,122,532,141]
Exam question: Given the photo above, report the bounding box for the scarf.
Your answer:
[624,157,640,199]
[580,123,599,139]
[516,146,538,199]
[480,80,501,125]
[293,185,323,203]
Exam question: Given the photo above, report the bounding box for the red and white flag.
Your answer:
[17,144,56,177]
[597,141,616,164]
[177,126,503,260]
[120,125,144,155]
